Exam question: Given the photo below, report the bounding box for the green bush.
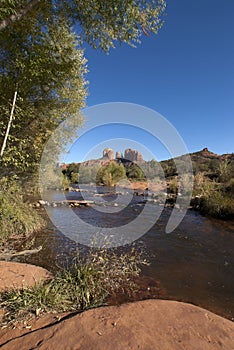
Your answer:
[193,173,217,197]
[199,192,234,219]
[224,178,234,195]
[97,162,126,186]
[0,176,44,240]
[167,177,178,194]
[192,172,234,219]
[125,163,145,181]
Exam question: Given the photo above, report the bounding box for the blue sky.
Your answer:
[64,0,234,163]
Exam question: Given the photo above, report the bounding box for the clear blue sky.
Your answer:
[64,0,234,163]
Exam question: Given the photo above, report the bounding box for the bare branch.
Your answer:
[0,246,42,260]
[0,87,18,158]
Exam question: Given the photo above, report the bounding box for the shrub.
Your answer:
[193,172,221,197]
[199,192,234,219]
[192,172,234,219]
[224,178,234,195]
[0,176,44,240]
[167,177,178,194]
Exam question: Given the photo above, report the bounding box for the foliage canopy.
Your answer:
[0,1,166,173]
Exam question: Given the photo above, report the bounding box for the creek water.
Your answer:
[21,187,234,320]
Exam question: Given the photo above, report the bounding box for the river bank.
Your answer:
[1,184,234,348]
[1,182,234,320]
[0,262,233,349]
[1,285,233,350]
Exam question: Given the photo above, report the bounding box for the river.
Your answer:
[20,187,234,320]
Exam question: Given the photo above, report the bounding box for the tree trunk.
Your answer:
[0,88,18,158]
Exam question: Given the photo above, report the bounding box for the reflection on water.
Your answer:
[19,188,234,320]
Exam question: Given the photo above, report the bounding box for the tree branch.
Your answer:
[0,87,18,158]
[0,246,42,260]
[0,0,41,31]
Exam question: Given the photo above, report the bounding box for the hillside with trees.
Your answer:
[62,147,234,219]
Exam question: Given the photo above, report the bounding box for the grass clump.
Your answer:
[0,246,148,325]
[0,176,44,240]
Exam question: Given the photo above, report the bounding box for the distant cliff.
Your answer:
[124,148,143,162]
[80,148,145,167]
[190,148,234,162]
[64,147,234,170]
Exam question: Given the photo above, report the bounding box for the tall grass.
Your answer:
[0,246,148,325]
[0,176,44,240]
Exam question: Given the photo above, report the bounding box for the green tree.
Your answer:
[71,172,79,184]
[0,0,166,174]
[125,162,145,180]
[0,1,166,50]
[218,159,232,183]
[63,163,81,180]
[209,158,220,173]
[0,18,87,173]
[79,166,92,184]
[97,162,126,186]
[141,159,163,180]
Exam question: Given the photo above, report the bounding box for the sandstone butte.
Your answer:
[0,261,234,350]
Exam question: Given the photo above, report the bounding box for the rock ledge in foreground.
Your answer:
[1,299,233,350]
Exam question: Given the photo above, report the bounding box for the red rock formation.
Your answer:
[103,148,114,160]
[116,151,121,159]
[124,148,143,162]
[79,148,145,167]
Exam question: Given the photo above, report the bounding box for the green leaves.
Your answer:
[69,0,166,51]
[97,162,126,186]
[0,17,87,172]
[0,0,165,173]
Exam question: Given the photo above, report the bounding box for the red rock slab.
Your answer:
[0,299,233,350]
[0,261,52,291]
